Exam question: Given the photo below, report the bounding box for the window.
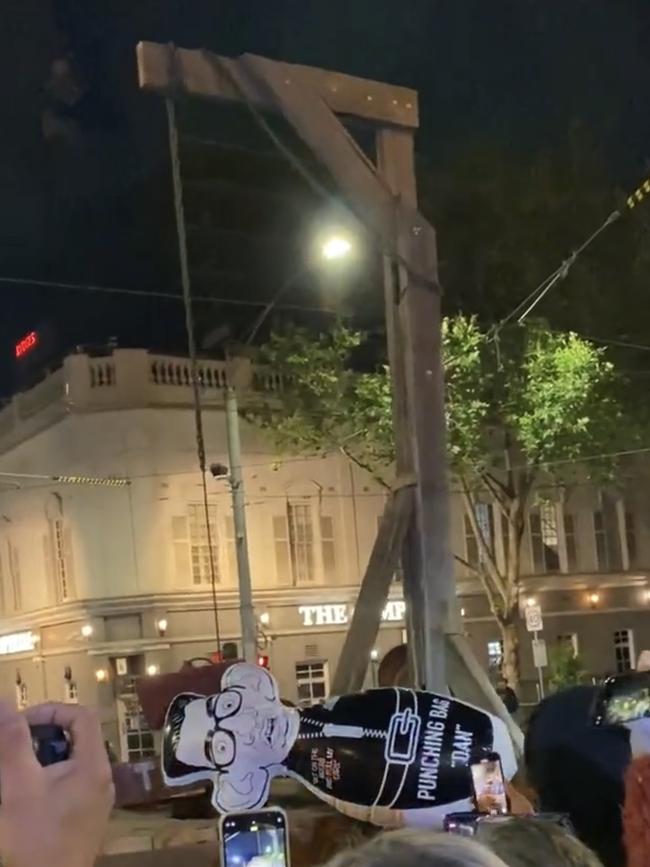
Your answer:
[15,681,27,711]
[274,500,324,585]
[64,680,79,704]
[594,511,609,571]
[53,520,71,601]
[465,503,494,568]
[487,640,503,671]
[288,502,314,583]
[118,695,155,761]
[557,633,579,657]
[187,504,219,586]
[614,629,635,673]
[295,661,329,706]
[564,514,578,572]
[7,541,21,612]
[625,511,638,569]
[530,503,560,574]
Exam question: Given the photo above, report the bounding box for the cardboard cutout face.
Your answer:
[162,663,299,811]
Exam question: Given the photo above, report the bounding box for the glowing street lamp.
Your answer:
[321,235,352,261]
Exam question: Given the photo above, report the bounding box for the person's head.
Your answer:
[525,685,631,867]
[325,828,508,867]
[476,817,603,867]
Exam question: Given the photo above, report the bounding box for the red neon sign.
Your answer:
[15,331,38,359]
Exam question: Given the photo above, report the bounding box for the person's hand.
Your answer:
[506,781,535,815]
[0,701,114,867]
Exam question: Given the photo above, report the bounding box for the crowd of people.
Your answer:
[1,681,649,867]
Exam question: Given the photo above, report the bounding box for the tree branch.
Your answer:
[339,446,391,490]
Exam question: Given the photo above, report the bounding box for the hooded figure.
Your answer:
[162,662,517,828]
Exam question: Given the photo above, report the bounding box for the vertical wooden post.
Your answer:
[376,128,454,692]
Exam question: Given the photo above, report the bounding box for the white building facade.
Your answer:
[0,348,648,760]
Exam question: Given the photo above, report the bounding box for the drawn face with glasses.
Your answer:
[163,663,299,810]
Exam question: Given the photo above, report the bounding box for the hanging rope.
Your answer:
[166,95,222,652]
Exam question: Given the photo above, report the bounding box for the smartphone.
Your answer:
[592,671,650,726]
[444,811,574,838]
[470,752,509,815]
[220,809,289,867]
[31,725,70,766]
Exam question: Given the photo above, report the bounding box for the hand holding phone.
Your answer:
[220,808,290,867]
[592,672,650,726]
[470,752,509,815]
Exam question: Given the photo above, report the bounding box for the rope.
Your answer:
[166,96,222,652]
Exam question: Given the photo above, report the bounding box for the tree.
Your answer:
[250,317,633,687]
[547,642,587,693]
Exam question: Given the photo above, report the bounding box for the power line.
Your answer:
[0,275,338,317]
[167,95,222,651]
[496,173,650,331]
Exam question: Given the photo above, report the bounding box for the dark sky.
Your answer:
[1,0,650,391]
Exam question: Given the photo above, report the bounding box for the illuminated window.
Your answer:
[614,629,635,673]
[530,503,560,574]
[53,520,70,601]
[187,504,219,586]
[295,661,329,706]
[487,640,503,671]
[15,681,27,711]
[7,541,21,612]
[625,511,638,569]
[465,503,494,568]
[288,502,314,583]
[564,514,578,572]
[557,633,579,657]
[64,680,79,704]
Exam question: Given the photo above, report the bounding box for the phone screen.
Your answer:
[470,753,509,815]
[221,810,289,867]
[593,672,650,725]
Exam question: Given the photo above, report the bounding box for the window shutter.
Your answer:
[171,516,191,585]
[320,516,336,582]
[42,533,56,605]
[62,528,77,599]
[273,515,291,585]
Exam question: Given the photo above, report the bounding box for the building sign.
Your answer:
[298,600,406,628]
[15,331,38,359]
[0,631,37,655]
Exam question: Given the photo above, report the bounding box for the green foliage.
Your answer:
[251,318,635,685]
[252,317,628,487]
[547,643,587,693]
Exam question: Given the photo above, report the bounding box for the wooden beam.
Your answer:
[137,42,419,129]
[331,486,413,696]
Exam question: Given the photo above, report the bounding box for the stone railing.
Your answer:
[0,349,282,453]
[149,356,228,390]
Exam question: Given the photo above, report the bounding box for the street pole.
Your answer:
[225,385,257,664]
[533,630,545,701]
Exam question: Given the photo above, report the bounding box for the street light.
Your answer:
[321,235,352,261]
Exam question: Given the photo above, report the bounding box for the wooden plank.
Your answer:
[136,42,419,128]
[376,127,452,693]
[331,486,413,695]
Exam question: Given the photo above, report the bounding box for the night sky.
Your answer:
[1,0,650,392]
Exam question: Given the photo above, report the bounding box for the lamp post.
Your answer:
[222,232,354,665]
